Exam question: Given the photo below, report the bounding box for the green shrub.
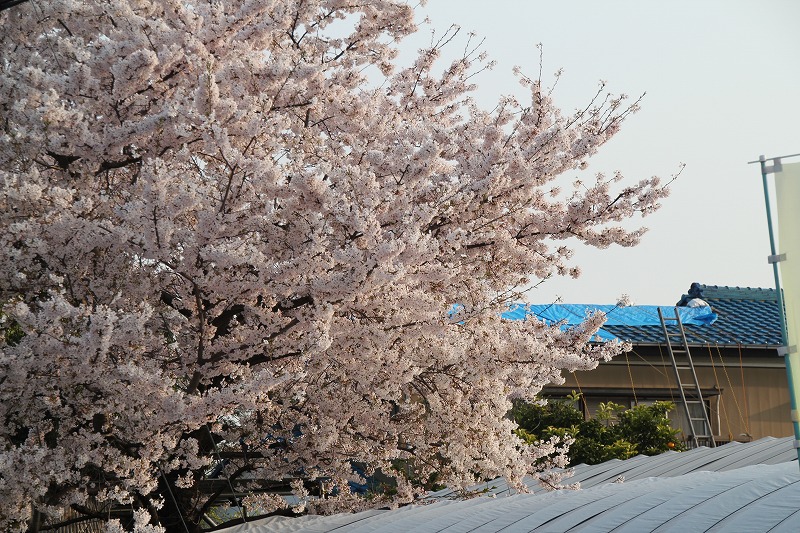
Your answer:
[511,395,684,466]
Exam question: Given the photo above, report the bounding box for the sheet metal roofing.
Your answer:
[506,284,783,348]
[226,438,800,533]
[426,436,796,499]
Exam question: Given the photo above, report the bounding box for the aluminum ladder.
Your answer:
[657,307,716,448]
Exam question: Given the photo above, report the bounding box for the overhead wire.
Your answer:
[570,371,586,416]
[738,343,751,435]
[706,343,732,442]
[629,347,671,379]
[624,350,638,406]
[656,344,677,406]
[714,343,749,436]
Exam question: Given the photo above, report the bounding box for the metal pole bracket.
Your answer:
[778,346,797,356]
[769,253,787,264]
[762,156,783,174]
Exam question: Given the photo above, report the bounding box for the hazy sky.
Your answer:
[400,0,800,305]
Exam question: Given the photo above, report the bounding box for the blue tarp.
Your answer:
[502,304,718,341]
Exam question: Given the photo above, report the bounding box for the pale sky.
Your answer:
[400,0,800,306]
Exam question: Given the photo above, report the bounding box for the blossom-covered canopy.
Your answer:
[0,0,667,530]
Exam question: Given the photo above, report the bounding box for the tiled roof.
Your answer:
[604,283,783,347]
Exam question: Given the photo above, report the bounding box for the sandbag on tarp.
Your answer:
[502,304,718,341]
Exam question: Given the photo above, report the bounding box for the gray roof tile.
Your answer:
[604,283,783,347]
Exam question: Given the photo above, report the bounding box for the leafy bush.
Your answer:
[511,395,684,466]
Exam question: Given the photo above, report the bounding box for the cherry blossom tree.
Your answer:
[0,0,668,531]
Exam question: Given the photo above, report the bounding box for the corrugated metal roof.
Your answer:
[426,436,796,499]
[226,463,800,532]
[223,438,799,533]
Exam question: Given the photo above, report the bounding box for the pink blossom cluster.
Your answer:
[0,0,668,530]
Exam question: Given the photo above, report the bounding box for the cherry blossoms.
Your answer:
[0,0,668,531]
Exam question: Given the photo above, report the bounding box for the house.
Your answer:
[521,283,789,444]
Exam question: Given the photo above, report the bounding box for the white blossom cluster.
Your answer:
[0,1,668,530]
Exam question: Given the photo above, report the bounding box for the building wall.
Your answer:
[544,346,792,443]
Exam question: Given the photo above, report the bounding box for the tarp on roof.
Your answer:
[502,304,718,341]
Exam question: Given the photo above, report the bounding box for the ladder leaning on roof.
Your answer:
[657,307,716,449]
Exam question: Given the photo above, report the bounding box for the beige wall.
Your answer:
[545,346,792,442]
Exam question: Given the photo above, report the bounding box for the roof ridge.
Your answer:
[697,284,777,301]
